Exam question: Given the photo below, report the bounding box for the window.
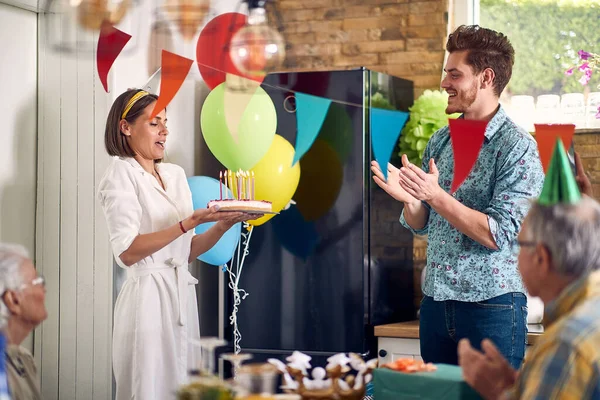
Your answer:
[454,0,600,130]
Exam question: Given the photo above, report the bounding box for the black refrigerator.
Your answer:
[196,68,418,373]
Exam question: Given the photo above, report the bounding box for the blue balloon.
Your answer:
[271,206,319,260]
[187,176,241,266]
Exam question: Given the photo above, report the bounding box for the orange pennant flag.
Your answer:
[150,50,194,119]
[533,124,575,173]
[97,21,131,93]
[449,119,487,193]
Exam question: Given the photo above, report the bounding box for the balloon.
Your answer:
[248,135,301,226]
[271,206,319,260]
[293,139,343,222]
[201,82,277,171]
[187,176,241,266]
[318,103,353,163]
[196,13,262,89]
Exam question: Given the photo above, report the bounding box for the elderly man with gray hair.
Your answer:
[459,141,600,399]
[0,243,46,400]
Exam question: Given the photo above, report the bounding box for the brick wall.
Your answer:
[273,0,449,98]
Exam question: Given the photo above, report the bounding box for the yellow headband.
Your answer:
[121,91,150,119]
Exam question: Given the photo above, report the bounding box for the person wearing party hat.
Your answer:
[459,139,600,399]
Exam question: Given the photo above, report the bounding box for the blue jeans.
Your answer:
[419,292,527,369]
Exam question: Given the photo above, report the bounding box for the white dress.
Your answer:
[98,157,201,400]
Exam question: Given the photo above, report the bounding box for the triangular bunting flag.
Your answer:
[371,108,410,180]
[449,119,487,193]
[534,124,575,173]
[96,21,131,93]
[538,138,581,206]
[224,74,261,143]
[150,50,194,119]
[292,93,332,166]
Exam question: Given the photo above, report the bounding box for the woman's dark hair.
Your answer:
[104,89,159,158]
[446,25,515,96]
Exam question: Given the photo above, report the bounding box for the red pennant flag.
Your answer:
[449,119,487,193]
[150,51,194,119]
[533,124,575,173]
[96,21,131,93]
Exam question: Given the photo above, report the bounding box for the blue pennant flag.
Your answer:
[292,93,332,166]
[371,108,410,181]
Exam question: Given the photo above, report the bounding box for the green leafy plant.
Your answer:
[398,90,459,165]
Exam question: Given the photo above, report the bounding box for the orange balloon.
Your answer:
[248,135,301,226]
[293,139,343,221]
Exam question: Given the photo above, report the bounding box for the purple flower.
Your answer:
[579,50,592,60]
[565,67,574,76]
[493,268,499,274]
[579,62,590,72]
[579,71,592,86]
[451,278,457,285]
[446,265,452,271]
[596,105,600,119]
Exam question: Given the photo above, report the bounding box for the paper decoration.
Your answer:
[96,21,131,93]
[371,108,410,181]
[292,93,332,166]
[534,124,575,173]
[448,119,487,193]
[223,74,261,143]
[538,138,581,206]
[150,51,194,119]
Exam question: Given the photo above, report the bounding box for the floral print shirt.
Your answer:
[400,105,544,302]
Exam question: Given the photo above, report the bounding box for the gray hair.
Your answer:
[0,243,28,328]
[523,197,600,278]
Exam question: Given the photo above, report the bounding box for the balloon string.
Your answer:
[225,222,253,355]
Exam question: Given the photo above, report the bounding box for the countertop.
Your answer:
[375,320,544,346]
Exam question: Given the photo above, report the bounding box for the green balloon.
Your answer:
[317,103,353,162]
[201,83,277,171]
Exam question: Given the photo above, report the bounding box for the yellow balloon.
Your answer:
[248,135,301,226]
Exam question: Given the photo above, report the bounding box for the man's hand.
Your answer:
[575,151,594,198]
[458,338,518,400]
[398,154,443,202]
[371,160,418,204]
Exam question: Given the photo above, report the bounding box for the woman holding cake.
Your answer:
[97,89,257,400]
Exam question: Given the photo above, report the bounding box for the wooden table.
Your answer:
[375,320,543,345]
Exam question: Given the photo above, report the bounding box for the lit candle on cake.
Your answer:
[237,171,242,200]
[251,171,255,200]
[227,170,233,199]
[219,171,223,200]
[241,171,246,199]
[245,171,250,200]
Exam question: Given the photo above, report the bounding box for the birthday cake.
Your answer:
[208,199,272,212]
[208,170,273,213]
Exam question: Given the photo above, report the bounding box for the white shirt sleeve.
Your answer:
[98,160,143,268]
